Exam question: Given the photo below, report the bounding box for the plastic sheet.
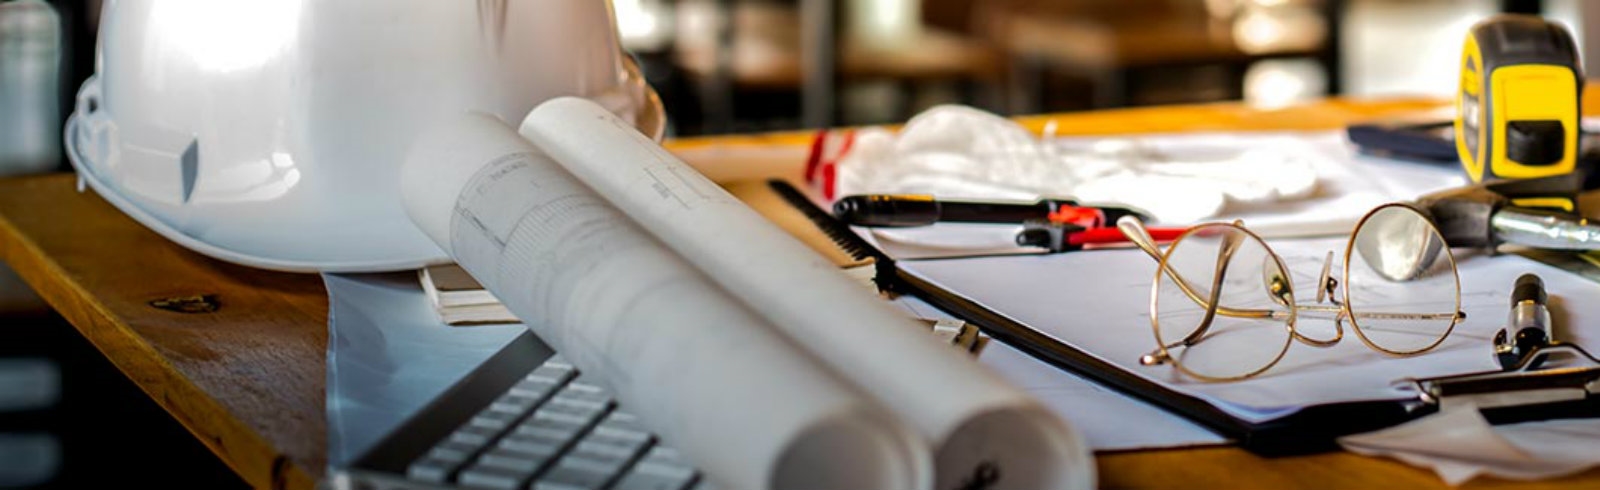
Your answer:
[322,272,526,468]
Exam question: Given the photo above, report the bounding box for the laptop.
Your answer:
[337,331,706,490]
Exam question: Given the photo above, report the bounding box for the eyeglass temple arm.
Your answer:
[1122,216,1184,366]
[1118,214,1259,310]
[1120,216,1246,346]
[1118,215,1165,261]
[1185,227,1243,346]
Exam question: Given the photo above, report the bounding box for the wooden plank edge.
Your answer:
[0,210,317,490]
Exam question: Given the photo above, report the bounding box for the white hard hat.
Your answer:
[65,0,664,272]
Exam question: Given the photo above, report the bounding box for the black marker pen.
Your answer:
[832,194,1148,227]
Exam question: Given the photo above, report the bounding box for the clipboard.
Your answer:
[743,178,1600,456]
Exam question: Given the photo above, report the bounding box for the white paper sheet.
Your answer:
[521,98,1094,489]
[890,296,1230,451]
[900,241,1600,423]
[402,114,929,490]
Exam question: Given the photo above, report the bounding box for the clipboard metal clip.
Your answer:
[1413,342,1600,412]
[1412,273,1600,415]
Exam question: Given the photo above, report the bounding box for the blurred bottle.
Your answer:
[0,0,62,177]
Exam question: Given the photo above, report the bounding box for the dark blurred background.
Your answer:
[8,1,1600,159]
[620,0,1600,135]
[1,0,1597,487]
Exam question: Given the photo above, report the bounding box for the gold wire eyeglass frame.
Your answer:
[1117,203,1468,382]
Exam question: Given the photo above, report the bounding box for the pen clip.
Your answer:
[1046,205,1105,228]
[1018,217,1185,254]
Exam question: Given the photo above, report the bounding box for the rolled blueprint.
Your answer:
[401,114,929,490]
[522,98,1095,490]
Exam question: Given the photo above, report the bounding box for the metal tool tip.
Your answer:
[1513,273,1547,305]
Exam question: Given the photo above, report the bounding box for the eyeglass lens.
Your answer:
[1346,205,1459,354]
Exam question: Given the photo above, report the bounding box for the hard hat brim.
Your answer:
[66,114,451,273]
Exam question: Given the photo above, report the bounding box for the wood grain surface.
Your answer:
[3,92,1600,489]
[0,175,325,490]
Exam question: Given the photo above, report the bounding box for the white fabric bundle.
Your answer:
[833,105,1322,224]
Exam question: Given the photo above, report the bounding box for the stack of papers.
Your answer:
[418,264,516,325]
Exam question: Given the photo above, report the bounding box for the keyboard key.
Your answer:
[612,463,697,490]
[487,395,539,416]
[513,420,582,443]
[565,376,606,394]
[508,379,560,400]
[469,410,522,431]
[493,436,563,461]
[568,446,633,469]
[405,456,457,483]
[568,453,627,475]
[519,416,586,441]
[478,446,557,472]
[532,404,603,427]
[527,364,576,384]
[553,383,611,403]
[533,458,617,489]
[530,412,591,430]
[426,439,480,462]
[549,390,611,411]
[458,463,534,490]
[542,399,604,418]
[573,436,647,462]
[543,355,574,370]
[591,424,652,445]
[601,411,648,434]
[501,393,542,406]
[449,424,502,446]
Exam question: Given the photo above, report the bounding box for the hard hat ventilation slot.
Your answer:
[180,139,199,204]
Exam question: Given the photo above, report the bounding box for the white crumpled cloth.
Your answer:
[832,105,1323,224]
[1340,405,1600,485]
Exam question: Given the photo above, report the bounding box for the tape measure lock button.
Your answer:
[1505,120,1565,166]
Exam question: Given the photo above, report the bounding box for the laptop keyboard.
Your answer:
[401,356,703,490]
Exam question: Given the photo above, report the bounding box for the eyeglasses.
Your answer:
[1117,203,1466,382]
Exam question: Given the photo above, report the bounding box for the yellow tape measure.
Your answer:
[1455,15,1582,190]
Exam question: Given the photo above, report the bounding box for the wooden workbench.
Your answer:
[3,96,1598,489]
